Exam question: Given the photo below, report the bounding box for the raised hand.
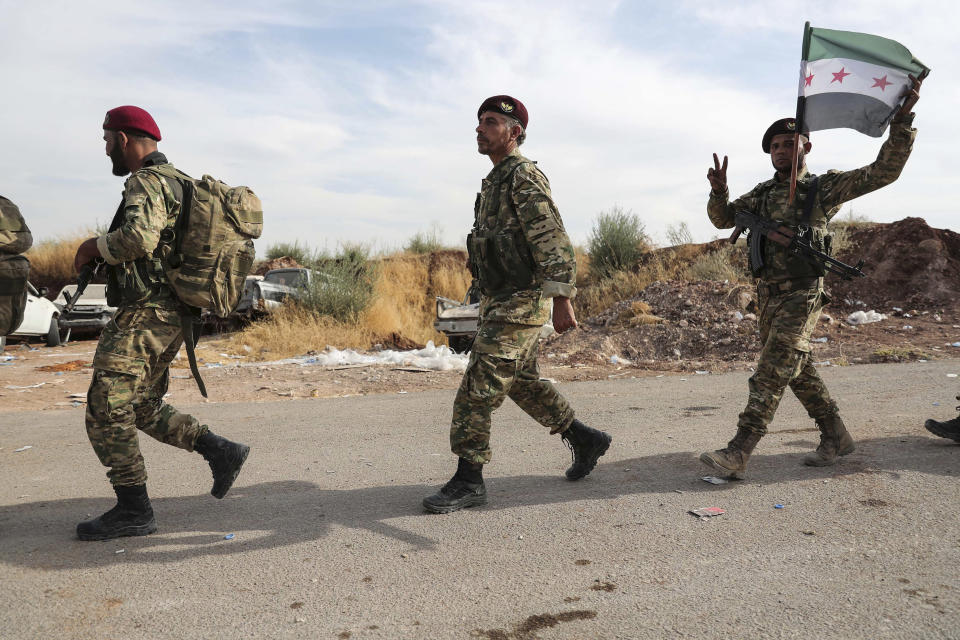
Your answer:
[707,153,728,193]
[897,73,923,118]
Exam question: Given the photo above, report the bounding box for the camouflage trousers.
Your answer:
[450,321,574,463]
[738,284,840,436]
[86,305,206,487]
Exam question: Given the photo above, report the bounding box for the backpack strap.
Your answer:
[178,309,207,398]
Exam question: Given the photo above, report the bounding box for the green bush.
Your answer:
[587,206,651,280]
[299,245,378,322]
[266,240,313,265]
[405,225,444,254]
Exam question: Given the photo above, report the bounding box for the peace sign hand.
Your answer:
[708,153,728,193]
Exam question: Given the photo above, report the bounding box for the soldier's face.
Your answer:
[769,134,811,173]
[104,131,131,177]
[476,111,515,158]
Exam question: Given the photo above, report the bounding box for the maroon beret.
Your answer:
[103,105,162,141]
[477,95,528,129]
[761,117,808,153]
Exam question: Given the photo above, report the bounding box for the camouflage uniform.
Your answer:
[708,114,917,436]
[0,196,32,337]
[452,148,578,463]
[87,151,207,487]
[0,197,32,255]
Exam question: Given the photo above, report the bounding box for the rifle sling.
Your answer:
[179,311,208,398]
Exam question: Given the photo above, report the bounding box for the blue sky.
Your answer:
[0,0,954,254]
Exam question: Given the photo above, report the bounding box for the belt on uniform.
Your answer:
[757,277,821,297]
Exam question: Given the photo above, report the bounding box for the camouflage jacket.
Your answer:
[471,148,577,325]
[708,114,917,282]
[96,151,181,308]
[0,196,32,255]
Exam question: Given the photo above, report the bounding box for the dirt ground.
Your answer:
[6,218,960,414]
[3,294,960,414]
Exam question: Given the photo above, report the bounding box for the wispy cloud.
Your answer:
[0,0,953,253]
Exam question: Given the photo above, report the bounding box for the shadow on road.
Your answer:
[0,435,953,569]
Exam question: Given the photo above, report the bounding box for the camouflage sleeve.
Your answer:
[708,184,762,229]
[96,171,169,265]
[0,197,33,255]
[510,163,577,299]
[818,114,917,216]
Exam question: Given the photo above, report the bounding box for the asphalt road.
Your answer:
[1,361,958,639]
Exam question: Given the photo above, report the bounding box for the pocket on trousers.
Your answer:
[93,351,146,379]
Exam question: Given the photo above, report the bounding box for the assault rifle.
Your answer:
[62,258,104,313]
[728,211,866,281]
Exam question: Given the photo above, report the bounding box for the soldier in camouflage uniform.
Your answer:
[423,95,612,514]
[700,78,922,478]
[72,106,250,540]
[0,196,32,338]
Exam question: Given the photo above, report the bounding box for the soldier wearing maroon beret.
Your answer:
[423,95,611,513]
[72,105,249,541]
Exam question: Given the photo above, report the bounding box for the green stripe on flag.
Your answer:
[805,27,927,75]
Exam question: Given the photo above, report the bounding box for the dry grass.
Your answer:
[25,232,92,294]
[227,304,376,357]
[229,249,472,360]
[682,243,747,283]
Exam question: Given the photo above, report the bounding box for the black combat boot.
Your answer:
[700,427,763,479]
[195,431,250,499]
[804,415,856,466]
[561,419,613,480]
[77,484,157,541]
[422,458,487,514]
[925,413,960,442]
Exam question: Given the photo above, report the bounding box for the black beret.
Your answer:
[477,95,528,129]
[762,118,809,153]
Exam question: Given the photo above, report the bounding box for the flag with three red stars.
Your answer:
[798,23,930,137]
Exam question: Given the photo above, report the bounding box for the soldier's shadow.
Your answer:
[0,434,952,570]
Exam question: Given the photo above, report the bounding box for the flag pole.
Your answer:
[789,21,812,205]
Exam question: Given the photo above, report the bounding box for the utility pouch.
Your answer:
[492,230,536,290]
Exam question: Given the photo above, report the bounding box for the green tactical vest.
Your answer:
[751,174,835,281]
[466,157,538,296]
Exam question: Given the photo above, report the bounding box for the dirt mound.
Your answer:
[253,256,302,275]
[830,217,960,310]
[548,280,761,370]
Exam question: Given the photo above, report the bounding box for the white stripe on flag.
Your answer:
[801,57,908,108]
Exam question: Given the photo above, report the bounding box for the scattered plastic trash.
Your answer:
[846,310,887,325]
[952,342,960,348]
[933,402,940,406]
[14,446,32,453]
[205,363,223,368]
[811,337,828,343]
[610,355,632,365]
[689,507,725,519]
[0,355,15,361]
[903,325,913,330]
[695,370,709,375]
[892,307,903,313]
[115,549,125,554]
[734,311,744,321]
[701,476,728,485]
[948,374,958,379]
[774,504,785,509]
[224,533,235,540]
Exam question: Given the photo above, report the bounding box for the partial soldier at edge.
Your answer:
[72,105,251,541]
[423,95,612,514]
[700,76,923,478]
[0,195,33,340]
